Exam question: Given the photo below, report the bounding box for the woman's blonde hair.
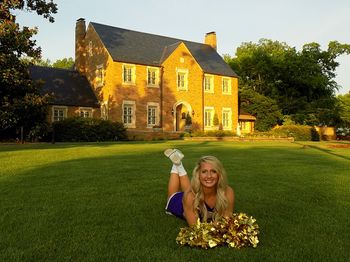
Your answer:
[191,156,229,222]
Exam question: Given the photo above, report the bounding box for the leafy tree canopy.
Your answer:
[0,0,57,139]
[239,87,282,131]
[337,93,350,126]
[227,39,350,126]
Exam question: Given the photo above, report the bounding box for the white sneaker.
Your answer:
[164,149,184,165]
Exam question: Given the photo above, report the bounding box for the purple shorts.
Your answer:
[165,191,184,219]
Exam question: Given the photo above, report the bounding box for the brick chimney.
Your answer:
[204,32,217,50]
[75,18,86,74]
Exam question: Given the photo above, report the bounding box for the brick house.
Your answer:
[74,18,239,134]
[29,65,100,122]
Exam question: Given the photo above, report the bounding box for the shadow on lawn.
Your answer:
[1,142,349,261]
[294,142,350,161]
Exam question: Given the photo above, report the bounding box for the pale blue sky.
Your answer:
[16,0,350,94]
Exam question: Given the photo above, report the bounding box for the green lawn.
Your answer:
[0,141,349,261]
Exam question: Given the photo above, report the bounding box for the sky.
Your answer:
[15,0,350,94]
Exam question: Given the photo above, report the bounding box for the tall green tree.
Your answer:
[227,39,350,126]
[52,57,74,69]
[337,93,350,126]
[0,0,57,139]
[239,88,282,131]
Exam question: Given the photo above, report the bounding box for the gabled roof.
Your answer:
[90,22,237,77]
[29,66,99,108]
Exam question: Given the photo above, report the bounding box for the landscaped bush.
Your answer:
[183,130,236,137]
[52,117,127,142]
[271,125,320,141]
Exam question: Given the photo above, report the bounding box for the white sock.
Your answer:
[176,162,187,176]
[170,164,178,174]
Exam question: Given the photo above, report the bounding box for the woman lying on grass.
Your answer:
[164,149,234,225]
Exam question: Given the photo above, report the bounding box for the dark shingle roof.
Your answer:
[91,22,237,77]
[29,66,99,108]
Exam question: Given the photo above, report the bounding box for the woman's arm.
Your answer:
[182,191,198,226]
[224,186,234,217]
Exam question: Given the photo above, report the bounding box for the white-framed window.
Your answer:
[147,67,159,87]
[204,106,214,129]
[52,106,67,122]
[222,77,232,94]
[122,100,136,128]
[96,64,104,87]
[122,64,136,85]
[204,74,214,93]
[222,108,232,130]
[79,107,93,118]
[101,102,108,120]
[88,41,93,57]
[147,102,160,127]
[176,68,188,91]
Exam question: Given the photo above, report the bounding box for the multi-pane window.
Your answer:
[80,108,92,118]
[222,108,232,130]
[147,103,159,127]
[204,75,214,92]
[53,107,67,122]
[204,107,214,128]
[122,100,136,127]
[123,105,133,124]
[148,106,157,126]
[123,64,135,84]
[96,65,104,87]
[88,41,93,57]
[147,67,159,87]
[101,103,108,120]
[222,77,231,94]
[176,69,188,90]
[178,73,185,88]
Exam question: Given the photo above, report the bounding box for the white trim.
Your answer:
[222,107,232,130]
[176,68,188,91]
[95,64,104,88]
[52,106,68,122]
[146,102,160,128]
[88,41,93,57]
[204,74,214,93]
[146,66,160,88]
[204,106,215,130]
[122,63,136,85]
[122,100,136,128]
[101,101,108,120]
[222,77,232,95]
[79,107,93,118]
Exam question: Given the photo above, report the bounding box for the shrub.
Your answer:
[52,117,127,142]
[184,130,236,137]
[271,125,320,141]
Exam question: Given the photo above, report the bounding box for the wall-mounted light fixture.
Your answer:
[171,109,174,115]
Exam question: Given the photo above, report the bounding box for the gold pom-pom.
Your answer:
[176,213,260,249]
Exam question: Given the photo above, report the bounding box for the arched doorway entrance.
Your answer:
[172,101,193,132]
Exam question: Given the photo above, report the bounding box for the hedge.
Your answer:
[271,125,320,141]
[52,117,127,142]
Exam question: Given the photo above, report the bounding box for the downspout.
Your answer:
[202,73,205,131]
[160,66,164,128]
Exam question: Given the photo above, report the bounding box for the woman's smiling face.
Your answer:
[199,162,219,189]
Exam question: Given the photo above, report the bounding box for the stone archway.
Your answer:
[172,101,193,132]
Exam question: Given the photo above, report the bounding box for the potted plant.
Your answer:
[185,113,192,132]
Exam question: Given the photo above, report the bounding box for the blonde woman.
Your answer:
[164,149,234,225]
